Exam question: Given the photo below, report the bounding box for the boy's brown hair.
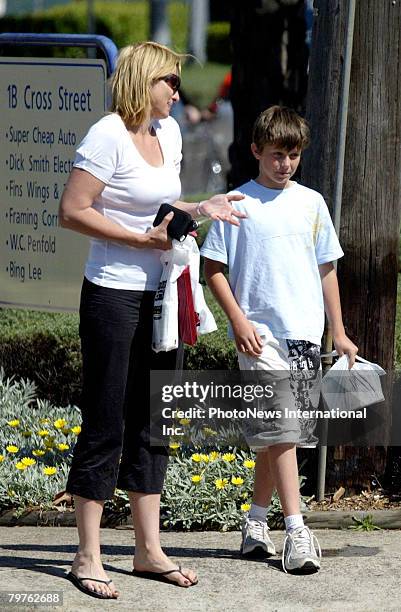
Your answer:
[252,105,310,152]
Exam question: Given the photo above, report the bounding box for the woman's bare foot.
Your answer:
[133,549,197,587]
[71,551,119,598]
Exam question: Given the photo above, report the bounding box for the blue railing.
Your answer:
[0,33,118,75]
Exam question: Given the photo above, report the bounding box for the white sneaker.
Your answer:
[240,515,276,558]
[282,525,321,574]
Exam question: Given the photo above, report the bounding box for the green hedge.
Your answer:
[206,22,232,65]
[0,3,229,64]
[0,285,236,407]
[2,275,401,405]
[0,308,81,407]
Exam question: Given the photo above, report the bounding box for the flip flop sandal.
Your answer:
[132,564,198,587]
[67,571,119,599]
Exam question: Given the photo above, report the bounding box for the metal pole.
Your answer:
[188,0,209,63]
[316,0,356,501]
[150,0,171,47]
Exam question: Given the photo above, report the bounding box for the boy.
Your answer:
[201,106,358,574]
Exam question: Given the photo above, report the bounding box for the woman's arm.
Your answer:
[59,168,173,250]
[204,258,263,356]
[319,261,358,367]
[174,194,246,226]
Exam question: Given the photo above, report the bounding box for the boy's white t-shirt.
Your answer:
[200,180,344,345]
[73,112,182,290]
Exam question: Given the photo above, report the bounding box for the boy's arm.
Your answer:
[319,262,358,367]
[204,258,263,356]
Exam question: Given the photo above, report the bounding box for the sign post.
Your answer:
[0,34,117,311]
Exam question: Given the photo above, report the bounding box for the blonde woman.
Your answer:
[59,41,244,599]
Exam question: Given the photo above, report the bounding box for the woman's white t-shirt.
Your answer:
[73,112,182,290]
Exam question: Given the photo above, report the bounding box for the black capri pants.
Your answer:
[66,277,180,501]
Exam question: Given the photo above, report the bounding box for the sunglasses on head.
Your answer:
[161,73,181,93]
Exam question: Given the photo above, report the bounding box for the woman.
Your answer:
[59,41,244,600]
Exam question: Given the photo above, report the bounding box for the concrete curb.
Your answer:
[304,508,401,529]
[0,507,400,528]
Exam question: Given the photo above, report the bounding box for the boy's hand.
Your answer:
[333,333,358,369]
[231,314,263,357]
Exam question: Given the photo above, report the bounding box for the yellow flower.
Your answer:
[203,427,217,436]
[70,426,81,435]
[179,418,191,426]
[22,430,32,437]
[191,475,202,483]
[243,459,256,469]
[0,455,4,462]
[6,445,19,453]
[215,478,229,490]
[7,419,20,427]
[61,427,70,435]
[43,466,57,476]
[40,418,50,424]
[169,442,180,450]
[241,503,251,512]
[37,430,50,437]
[209,451,220,461]
[222,453,236,462]
[21,457,36,466]
[54,419,67,429]
[56,443,70,451]
[191,453,202,462]
[44,439,55,449]
[15,461,27,470]
[200,454,209,463]
[231,476,244,486]
[32,450,46,457]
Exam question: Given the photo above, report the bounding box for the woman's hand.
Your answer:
[139,211,173,250]
[199,194,247,226]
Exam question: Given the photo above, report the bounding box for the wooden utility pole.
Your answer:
[302,0,401,490]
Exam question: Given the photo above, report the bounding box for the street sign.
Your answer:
[0,57,107,310]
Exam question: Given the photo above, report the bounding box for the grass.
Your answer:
[349,514,381,531]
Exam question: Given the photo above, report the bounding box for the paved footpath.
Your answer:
[0,527,400,611]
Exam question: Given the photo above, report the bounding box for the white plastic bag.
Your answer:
[321,352,386,412]
[183,237,217,335]
[193,283,218,334]
[152,236,217,352]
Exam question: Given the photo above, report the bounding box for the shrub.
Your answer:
[0,308,81,406]
[0,373,309,528]
[0,373,80,514]
[206,22,231,64]
[0,2,188,58]
[0,4,228,65]
[0,284,236,405]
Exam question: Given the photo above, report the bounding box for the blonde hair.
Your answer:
[252,105,310,152]
[110,41,186,127]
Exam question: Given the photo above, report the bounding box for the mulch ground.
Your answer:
[308,488,401,511]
